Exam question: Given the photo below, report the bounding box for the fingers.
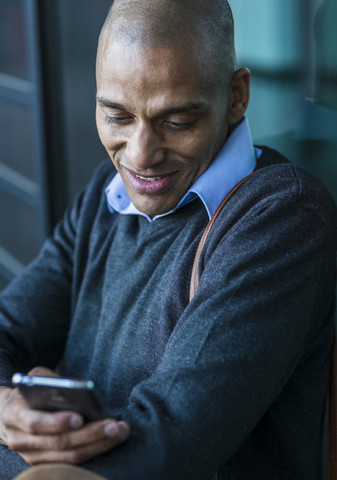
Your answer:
[9,420,130,466]
[28,367,61,378]
[17,409,84,435]
[19,436,120,465]
[7,419,129,452]
[3,394,83,435]
[4,367,77,435]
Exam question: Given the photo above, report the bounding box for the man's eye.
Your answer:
[104,115,131,125]
[166,120,196,130]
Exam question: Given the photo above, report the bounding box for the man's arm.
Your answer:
[0,160,114,383]
[0,161,131,469]
[0,204,77,384]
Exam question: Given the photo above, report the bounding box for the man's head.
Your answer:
[96,0,250,217]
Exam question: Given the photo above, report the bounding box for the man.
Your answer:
[0,1,336,479]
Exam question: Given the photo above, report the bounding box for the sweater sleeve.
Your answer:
[0,160,114,386]
[0,195,80,385]
[83,167,337,479]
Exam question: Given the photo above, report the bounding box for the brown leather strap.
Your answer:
[329,326,337,480]
[189,169,261,302]
[189,169,262,480]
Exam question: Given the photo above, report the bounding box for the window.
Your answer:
[0,0,47,288]
[231,0,337,202]
[0,0,110,290]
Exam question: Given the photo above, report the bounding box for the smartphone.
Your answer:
[12,373,106,422]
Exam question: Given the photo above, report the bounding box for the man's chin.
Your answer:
[132,196,178,219]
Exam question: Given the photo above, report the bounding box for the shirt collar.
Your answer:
[105,117,258,222]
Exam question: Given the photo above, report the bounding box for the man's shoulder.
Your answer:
[78,159,116,211]
[255,146,337,221]
[65,159,117,234]
[208,146,337,245]
[255,144,290,169]
[88,159,116,190]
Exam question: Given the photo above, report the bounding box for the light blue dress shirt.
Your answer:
[105,117,261,222]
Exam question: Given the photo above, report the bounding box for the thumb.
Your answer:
[28,366,61,378]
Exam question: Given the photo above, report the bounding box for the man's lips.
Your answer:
[123,167,177,195]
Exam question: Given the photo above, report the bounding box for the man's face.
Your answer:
[96,40,231,217]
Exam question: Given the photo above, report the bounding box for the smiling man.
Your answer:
[95,0,250,223]
[95,3,245,219]
[0,1,336,480]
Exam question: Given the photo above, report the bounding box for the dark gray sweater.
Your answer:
[0,148,336,479]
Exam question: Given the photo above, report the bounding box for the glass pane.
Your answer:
[248,77,305,141]
[0,98,37,181]
[231,0,337,204]
[0,189,41,265]
[0,0,28,79]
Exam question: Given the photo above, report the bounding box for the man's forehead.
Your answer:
[96,40,224,98]
[98,39,195,68]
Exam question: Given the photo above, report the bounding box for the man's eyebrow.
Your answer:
[156,102,206,116]
[96,97,127,111]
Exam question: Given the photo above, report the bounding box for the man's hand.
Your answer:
[0,367,129,465]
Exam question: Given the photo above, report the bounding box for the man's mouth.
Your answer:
[123,167,177,195]
[135,174,164,183]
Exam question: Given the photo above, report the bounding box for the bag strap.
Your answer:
[189,169,260,480]
[189,168,337,480]
[189,169,260,302]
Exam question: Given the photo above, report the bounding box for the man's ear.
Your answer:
[227,67,250,124]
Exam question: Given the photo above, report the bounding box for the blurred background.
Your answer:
[0,0,336,290]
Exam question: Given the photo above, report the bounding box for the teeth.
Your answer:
[136,175,162,182]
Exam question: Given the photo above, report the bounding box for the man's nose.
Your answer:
[124,122,164,171]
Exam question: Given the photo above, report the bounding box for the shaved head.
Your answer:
[98,0,236,88]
